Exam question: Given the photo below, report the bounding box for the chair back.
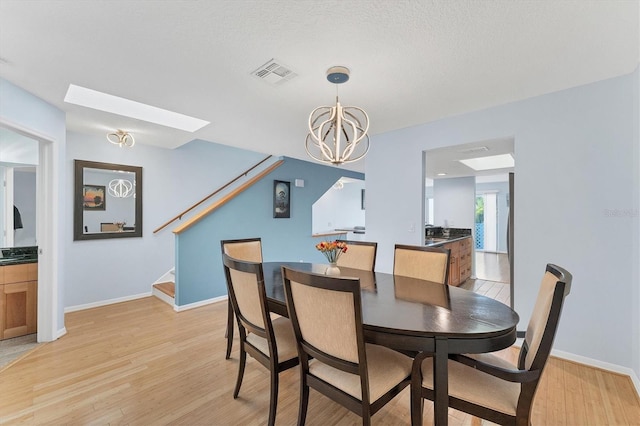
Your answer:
[336,240,377,271]
[520,263,572,371]
[100,223,120,232]
[222,254,269,335]
[221,237,263,263]
[282,267,366,370]
[393,244,450,284]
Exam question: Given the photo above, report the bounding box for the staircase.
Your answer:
[150,155,284,308]
[152,269,175,306]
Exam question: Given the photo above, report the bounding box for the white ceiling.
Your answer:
[425,137,514,179]
[0,0,638,173]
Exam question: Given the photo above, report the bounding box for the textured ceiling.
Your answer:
[0,0,638,172]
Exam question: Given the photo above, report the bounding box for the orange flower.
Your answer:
[315,240,348,263]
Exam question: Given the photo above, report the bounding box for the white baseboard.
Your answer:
[56,327,67,339]
[551,348,640,397]
[174,295,227,312]
[151,286,175,307]
[514,338,640,397]
[64,292,152,313]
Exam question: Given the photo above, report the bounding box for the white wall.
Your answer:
[0,77,67,341]
[433,177,475,229]
[14,170,37,246]
[64,134,266,308]
[312,179,365,234]
[366,70,639,380]
[632,65,640,386]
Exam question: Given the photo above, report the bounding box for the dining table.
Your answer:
[261,261,520,426]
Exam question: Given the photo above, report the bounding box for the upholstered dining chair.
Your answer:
[410,263,573,426]
[222,253,298,426]
[282,266,412,426]
[221,237,263,359]
[335,240,378,271]
[100,222,120,232]
[393,244,450,284]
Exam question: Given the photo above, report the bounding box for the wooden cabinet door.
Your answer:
[2,281,37,339]
[445,241,460,286]
[458,238,472,284]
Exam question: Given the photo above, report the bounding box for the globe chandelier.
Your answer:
[305,66,370,165]
[108,178,134,198]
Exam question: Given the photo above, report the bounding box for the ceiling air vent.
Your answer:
[457,146,489,154]
[251,58,297,86]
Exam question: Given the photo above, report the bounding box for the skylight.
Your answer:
[64,84,209,132]
[459,154,514,171]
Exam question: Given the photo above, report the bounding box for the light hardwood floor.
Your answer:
[474,252,510,284]
[1,297,639,425]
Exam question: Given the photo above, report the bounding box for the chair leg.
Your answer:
[267,369,279,426]
[410,354,427,426]
[298,376,309,426]
[410,380,425,426]
[225,300,234,359]
[362,410,372,426]
[233,344,246,398]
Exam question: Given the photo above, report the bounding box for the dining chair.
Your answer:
[222,253,299,426]
[282,266,412,426]
[393,244,450,284]
[100,222,120,232]
[410,263,573,426]
[335,239,377,271]
[220,237,263,359]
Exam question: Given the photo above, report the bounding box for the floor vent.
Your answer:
[251,58,297,86]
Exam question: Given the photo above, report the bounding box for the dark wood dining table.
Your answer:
[262,262,519,426]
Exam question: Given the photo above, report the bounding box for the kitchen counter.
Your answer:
[425,235,472,247]
[423,230,473,286]
[0,246,38,266]
[0,249,38,340]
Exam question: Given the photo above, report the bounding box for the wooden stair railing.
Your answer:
[171,158,284,234]
[153,155,278,234]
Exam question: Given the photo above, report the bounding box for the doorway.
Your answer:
[423,138,515,305]
[475,177,510,284]
[0,121,58,343]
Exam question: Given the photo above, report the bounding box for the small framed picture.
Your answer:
[83,184,106,210]
[273,180,290,218]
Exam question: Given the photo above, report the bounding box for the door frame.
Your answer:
[0,118,59,342]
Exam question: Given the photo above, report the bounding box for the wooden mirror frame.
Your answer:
[74,159,143,241]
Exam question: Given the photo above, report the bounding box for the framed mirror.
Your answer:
[74,159,142,241]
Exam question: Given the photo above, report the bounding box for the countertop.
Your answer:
[0,256,37,266]
[424,235,472,247]
[0,246,38,266]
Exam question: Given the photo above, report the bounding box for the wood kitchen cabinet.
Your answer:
[442,237,472,286]
[444,240,460,286]
[0,263,37,340]
[458,237,472,283]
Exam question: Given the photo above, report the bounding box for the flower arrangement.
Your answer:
[315,240,348,264]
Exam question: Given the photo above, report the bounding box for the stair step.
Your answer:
[153,282,175,298]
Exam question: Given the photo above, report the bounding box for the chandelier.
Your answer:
[108,178,134,198]
[305,66,370,165]
[106,129,135,148]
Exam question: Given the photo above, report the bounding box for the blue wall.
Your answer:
[175,157,363,306]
